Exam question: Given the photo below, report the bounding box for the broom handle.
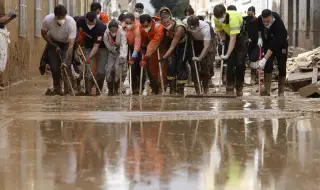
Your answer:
[191,40,202,94]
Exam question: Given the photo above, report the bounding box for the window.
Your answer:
[306,0,311,38]
[35,0,42,37]
[19,0,27,37]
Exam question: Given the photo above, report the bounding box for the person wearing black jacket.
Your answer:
[257,9,288,97]
[244,6,260,85]
[77,11,107,95]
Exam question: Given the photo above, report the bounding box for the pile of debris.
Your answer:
[286,47,320,97]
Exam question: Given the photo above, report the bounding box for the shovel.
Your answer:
[219,44,225,90]
[190,40,202,94]
[157,48,165,95]
[58,53,75,96]
[258,46,262,94]
[77,45,102,95]
[185,41,236,98]
[140,54,144,95]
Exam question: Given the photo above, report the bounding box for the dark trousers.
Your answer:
[167,41,189,86]
[128,46,145,94]
[189,40,214,84]
[226,34,248,88]
[47,42,71,91]
[264,42,288,77]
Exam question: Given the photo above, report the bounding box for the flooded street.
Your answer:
[1,78,320,190]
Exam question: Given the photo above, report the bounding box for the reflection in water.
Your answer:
[0,119,319,190]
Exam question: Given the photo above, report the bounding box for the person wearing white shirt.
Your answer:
[41,5,77,95]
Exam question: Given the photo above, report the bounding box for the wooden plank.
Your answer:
[312,67,318,83]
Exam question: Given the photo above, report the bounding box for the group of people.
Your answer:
[40,2,216,96]
[214,4,288,97]
[39,2,288,97]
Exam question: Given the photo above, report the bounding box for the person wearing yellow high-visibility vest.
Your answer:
[214,4,248,96]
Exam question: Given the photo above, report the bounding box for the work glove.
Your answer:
[192,57,201,62]
[219,40,226,46]
[140,56,149,68]
[86,57,91,64]
[131,51,139,59]
[258,58,267,69]
[220,54,229,60]
[258,38,263,47]
[128,58,135,65]
[7,9,17,17]
[250,61,258,69]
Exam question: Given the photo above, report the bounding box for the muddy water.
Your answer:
[0,119,320,190]
[1,78,320,189]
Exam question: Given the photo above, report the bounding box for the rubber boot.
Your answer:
[202,78,209,95]
[177,84,185,96]
[107,82,114,96]
[85,79,93,96]
[261,73,272,96]
[278,76,285,97]
[150,80,160,95]
[226,85,234,95]
[53,85,63,96]
[0,72,5,91]
[236,87,243,97]
[114,81,120,96]
[250,68,257,85]
[169,79,176,95]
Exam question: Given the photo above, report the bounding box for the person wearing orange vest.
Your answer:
[123,13,142,94]
[90,2,108,24]
[159,7,188,96]
[139,14,168,95]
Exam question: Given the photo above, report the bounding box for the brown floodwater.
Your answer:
[0,78,320,190]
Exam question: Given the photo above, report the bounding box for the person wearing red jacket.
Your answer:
[139,14,168,95]
[124,13,142,94]
[91,2,109,24]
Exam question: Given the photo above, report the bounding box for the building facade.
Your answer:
[190,0,209,18]
[281,0,320,49]
[0,0,100,85]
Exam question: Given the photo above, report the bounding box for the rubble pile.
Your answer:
[288,46,308,58]
[286,47,320,92]
[286,47,320,78]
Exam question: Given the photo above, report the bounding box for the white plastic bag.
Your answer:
[0,27,10,72]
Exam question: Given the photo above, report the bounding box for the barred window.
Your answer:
[19,0,27,37]
[35,0,42,37]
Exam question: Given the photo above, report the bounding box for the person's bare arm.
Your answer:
[225,34,236,56]
[89,43,100,59]
[41,29,55,45]
[67,39,75,59]
[264,50,273,60]
[0,15,10,23]
[198,40,210,60]
[163,26,185,59]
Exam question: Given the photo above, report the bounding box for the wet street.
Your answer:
[1,77,320,190]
